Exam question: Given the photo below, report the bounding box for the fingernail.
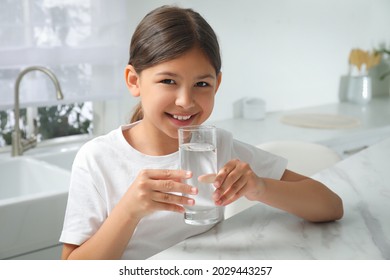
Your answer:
[185,171,192,177]
[191,187,198,194]
[188,199,195,206]
[213,181,220,188]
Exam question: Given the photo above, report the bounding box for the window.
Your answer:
[0,0,129,147]
[0,102,93,147]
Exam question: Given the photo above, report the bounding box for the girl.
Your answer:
[60,5,343,260]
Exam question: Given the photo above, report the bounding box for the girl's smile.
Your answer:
[168,113,196,126]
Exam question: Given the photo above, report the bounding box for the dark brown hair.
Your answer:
[128,5,222,123]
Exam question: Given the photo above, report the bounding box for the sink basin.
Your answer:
[0,157,70,201]
[31,147,78,171]
[0,157,71,259]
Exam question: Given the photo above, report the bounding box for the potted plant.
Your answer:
[375,47,390,80]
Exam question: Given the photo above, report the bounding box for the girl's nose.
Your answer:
[175,88,195,109]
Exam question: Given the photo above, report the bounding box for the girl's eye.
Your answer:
[195,81,209,87]
[160,79,175,85]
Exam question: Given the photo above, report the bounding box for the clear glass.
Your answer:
[178,125,221,225]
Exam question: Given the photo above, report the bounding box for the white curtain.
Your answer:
[0,0,130,110]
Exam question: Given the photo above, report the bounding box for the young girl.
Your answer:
[60,5,343,260]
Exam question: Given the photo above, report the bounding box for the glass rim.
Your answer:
[177,125,216,132]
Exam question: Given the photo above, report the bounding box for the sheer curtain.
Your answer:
[0,0,130,110]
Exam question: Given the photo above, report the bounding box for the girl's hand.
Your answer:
[212,159,265,206]
[123,169,198,220]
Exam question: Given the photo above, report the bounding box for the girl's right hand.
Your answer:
[123,169,197,220]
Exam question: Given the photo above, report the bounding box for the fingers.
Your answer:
[134,169,197,215]
[198,173,217,184]
[140,169,197,197]
[198,172,243,206]
[213,159,251,206]
[214,175,247,206]
[151,201,188,214]
[151,191,195,208]
[214,159,240,188]
[149,176,197,195]
[151,179,197,212]
[146,169,192,181]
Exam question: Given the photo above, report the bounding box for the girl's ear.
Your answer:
[215,72,222,94]
[124,65,140,97]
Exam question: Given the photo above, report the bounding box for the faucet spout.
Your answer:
[12,66,64,156]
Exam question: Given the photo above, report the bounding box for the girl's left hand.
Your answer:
[212,159,265,206]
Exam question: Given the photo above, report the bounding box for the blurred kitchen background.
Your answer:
[1,0,389,144]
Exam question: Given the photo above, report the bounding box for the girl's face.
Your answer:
[126,47,222,144]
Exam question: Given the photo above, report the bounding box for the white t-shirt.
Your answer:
[59,123,287,259]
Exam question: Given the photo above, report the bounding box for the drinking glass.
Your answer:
[178,125,221,225]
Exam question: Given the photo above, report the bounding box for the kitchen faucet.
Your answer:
[12,66,64,156]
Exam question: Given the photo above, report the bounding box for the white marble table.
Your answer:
[150,137,390,260]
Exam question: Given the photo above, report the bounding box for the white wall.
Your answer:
[100,0,390,132]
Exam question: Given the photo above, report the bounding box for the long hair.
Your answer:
[128,5,221,123]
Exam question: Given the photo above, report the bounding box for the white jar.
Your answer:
[242,98,266,120]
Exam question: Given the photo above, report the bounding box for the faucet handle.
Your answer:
[21,135,37,151]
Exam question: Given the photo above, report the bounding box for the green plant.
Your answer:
[0,109,27,146]
[0,103,92,147]
[37,103,92,140]
[375,47,390,80]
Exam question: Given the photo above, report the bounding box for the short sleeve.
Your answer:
[232,139,288,180]
[59,146,107,246]
[216,128,287,180]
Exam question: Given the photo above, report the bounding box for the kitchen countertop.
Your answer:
[149,137,390,260]
[209,97,390,146]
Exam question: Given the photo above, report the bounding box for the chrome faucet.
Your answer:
[12,66,64,156]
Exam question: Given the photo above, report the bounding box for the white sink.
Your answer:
[0,157,70,201]
[0,155,72,259]
[31,147,78,171]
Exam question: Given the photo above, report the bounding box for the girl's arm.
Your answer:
[62,169,197,260]
[62,197,141,260]
[257,169,343,222]
[213,160,343,222]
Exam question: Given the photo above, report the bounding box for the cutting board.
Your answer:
[280,113,360,129]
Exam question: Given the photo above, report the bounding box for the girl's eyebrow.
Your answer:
[156,71,179,77]
[197,74,216,80]
[156,72,215,80]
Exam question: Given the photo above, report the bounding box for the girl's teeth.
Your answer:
[173,114,191,121]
